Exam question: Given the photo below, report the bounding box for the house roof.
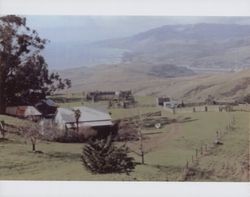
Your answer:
[36,99,57,107]
[56,106,113,126]
[6,106,42,117]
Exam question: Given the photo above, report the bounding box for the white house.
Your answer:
[54,106,113,130]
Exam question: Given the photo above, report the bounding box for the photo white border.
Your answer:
[0,181,250,197]
[0,0,249,196]
[1,0,250,16]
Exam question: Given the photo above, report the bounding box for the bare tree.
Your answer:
[22,122,43,152]
[73,109,81,132]
[0,120,6,139]
[130,110,145,165]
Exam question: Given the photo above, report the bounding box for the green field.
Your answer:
[0,96,249,181]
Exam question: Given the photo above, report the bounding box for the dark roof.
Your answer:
[36,99,57,107]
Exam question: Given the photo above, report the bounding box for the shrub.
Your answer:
[114,120,139,141]
[81,135,135,174]
[243,94,250,104]
[45,126,97,143]
[115,127,139,141]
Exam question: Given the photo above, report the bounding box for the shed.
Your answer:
[54,106,113,130]
[35,99,58,117]
[5,106,42,119]
[156,97,171,106]
[163,100,178,109]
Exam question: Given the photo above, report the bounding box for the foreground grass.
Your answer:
[0,108,249,181]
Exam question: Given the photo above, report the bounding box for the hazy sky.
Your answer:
[23,16,250,69]
[25,16,250,44]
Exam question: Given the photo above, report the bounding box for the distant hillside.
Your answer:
[58,64,250,102]
[92,23,250,70]
[148,64,195,78]
[44,23,250,70]
[55,23,250,102]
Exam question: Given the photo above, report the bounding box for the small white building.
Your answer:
[6,106,42,119]
[163,100,178,109]
[54,106,113,130]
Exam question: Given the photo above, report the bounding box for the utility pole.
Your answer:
[138,110,145,164]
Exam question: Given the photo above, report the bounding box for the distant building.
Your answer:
[86,90,134,102]
[86,91,116,102]
[163,100,178,109]
[54,106,113,131]
[156,97,170,106]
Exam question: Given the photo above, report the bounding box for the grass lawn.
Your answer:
[0,96,249,181]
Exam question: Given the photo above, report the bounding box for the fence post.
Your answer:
[196,148,198,159]
[173,107,176,114]
[186,160,189,169]
[200,145,203,155]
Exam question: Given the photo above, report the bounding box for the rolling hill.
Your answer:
[55,23,250,102]
[58,63,250,102]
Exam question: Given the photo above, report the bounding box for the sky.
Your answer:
[25,16,250,44]
[22,16,250,69]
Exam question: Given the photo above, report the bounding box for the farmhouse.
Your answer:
[86,90,134,102]
[54,106,113,131]
[86,91,117,101]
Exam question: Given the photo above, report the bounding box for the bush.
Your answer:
[42,126,97,143]
[81,135,135,174]
[115,127,139,141]
[114,120,139,141]
[243,94,250,104]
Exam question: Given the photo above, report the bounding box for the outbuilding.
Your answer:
[5,106,42,120]
[35,99,58,117]
[54,106,113,132]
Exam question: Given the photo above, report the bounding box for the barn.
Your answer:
[54,106,113,133]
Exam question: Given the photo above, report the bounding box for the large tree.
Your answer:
[0,15,71,113]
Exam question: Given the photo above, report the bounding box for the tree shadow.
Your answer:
[45,151,81,161]
[176,117,199,124]
[0,138,9,142]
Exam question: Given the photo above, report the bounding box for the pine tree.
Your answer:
[81,135,135,174]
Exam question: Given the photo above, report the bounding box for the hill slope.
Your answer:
[58,64,250,102]
[92,23,250,70]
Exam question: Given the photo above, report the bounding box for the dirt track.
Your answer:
[127,123,182,155]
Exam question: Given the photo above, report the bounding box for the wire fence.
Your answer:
[181,115,237,180]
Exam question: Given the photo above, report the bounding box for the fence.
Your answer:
[181,116,237,180]
[164,105,221,113]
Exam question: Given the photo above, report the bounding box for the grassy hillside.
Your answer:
[58,65,250,102]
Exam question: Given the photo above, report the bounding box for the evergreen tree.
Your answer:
[81,135,135,174]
